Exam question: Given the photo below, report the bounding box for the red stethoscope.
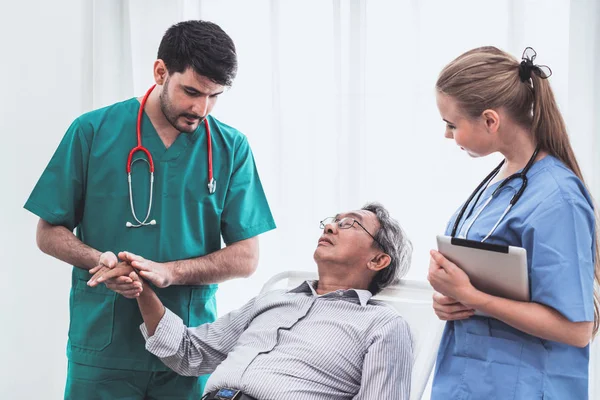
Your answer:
[125,84,215,228]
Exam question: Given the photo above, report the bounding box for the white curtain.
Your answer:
[2,0,598,398]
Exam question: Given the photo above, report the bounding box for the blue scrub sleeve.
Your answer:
[220,137,276,244]
[522,197,596,322]
[24,118,90,231]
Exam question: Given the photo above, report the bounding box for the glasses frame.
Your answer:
[319,216,385,250]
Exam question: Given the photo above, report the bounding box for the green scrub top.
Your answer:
[24,98,276,371]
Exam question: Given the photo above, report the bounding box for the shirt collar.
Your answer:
[288,280,373,307]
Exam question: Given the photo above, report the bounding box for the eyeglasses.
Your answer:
[319,217,385,250]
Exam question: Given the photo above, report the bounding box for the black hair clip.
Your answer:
[519,47,552,82]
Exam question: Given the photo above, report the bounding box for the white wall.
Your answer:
[1,1,599,399]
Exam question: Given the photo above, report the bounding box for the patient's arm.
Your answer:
[136,280,167,335]
[138,284,257,376]
[353,317,413,400]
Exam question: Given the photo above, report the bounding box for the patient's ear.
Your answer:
[367,253,391,272]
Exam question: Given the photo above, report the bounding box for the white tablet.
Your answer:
[436,235,530,316]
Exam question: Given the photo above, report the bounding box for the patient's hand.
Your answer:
[432,292,475,321]
[88,261,143,298]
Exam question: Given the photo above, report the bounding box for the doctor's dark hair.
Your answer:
[157,20,237,86]
[362,202,412,295]
[436,46,600,336]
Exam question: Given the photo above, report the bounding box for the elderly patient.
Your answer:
[91,202,413,400]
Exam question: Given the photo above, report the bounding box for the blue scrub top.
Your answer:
[431,155,595,400]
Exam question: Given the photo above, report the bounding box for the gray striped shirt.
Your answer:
[141,280,413,399]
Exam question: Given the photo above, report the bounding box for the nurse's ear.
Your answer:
[153,60,168,85]
[482,109,500,134]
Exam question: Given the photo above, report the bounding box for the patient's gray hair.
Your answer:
[362,202,412,294]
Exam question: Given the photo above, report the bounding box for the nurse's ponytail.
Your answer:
[529,72,582,177]
[437,46,600,336]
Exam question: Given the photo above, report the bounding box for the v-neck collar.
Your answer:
[130,97,203,163]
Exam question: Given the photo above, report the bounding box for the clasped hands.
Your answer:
[87,251,174,298]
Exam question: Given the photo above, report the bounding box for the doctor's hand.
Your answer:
[432,292,475,321]
[104,270,144,299]
[427,250,479,306]
[88,262,143,298]
[86,252,119,286]
[119,251,174,288]
[95,251,118,270]
[86,251,119,289]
